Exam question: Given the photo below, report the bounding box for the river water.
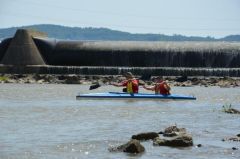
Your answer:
[0,84,239,159]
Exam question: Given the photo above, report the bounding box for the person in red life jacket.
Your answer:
[112,72,139,93]
[143,76,171,95]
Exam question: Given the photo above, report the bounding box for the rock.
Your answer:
[108,139,145,154]
[222,134,240,142]
[92,76,100,80]
[232,147,238,150]
[163,125,187,137]
[153,134,193,147]
[33,74,42,81]
[37,79,45,84]
[64,75,81,84]
[176,76,188,82]
[43,75,55,83]
[224,108,240,114]
[196,144,202,147]
[226,137,240,142]
[4,79,15,83]
[132,132,159,141]
[57,75,67,80]
[200,80,208,86]
[209,78,218,84]
[191,78,200,85]
[25,79,35,84]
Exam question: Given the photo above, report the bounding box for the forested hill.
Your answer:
[0,24,240,41]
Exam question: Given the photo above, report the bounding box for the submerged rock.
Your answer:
[222,135,240,142]
[108,139,145,154]
[224,108,240,114]
[153,134,193,147]
[132,132,159,141]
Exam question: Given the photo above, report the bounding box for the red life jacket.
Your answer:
[122,79,139,93]
[155,82,170,95]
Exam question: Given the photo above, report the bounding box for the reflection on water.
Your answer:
[0,84,239,159]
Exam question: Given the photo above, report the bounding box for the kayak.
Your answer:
[76,92,196,100]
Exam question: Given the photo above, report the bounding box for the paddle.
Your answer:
[89,81,114,90]
[89,82,102,90]
[89,82,128,93]
[89,80,144,91]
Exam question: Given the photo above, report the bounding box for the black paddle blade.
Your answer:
[122,88,127,92]
[89,83,101,90]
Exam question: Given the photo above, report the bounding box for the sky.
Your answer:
[0,0,240,38]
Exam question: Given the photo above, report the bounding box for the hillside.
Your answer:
[0,24,239,41]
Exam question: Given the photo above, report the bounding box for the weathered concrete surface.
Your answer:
[0,38,12,61]
[32,39,240,67]
[2,34,240,68]
[1,29,46,65]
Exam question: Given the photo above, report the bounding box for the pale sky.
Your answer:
[0,0,239,38]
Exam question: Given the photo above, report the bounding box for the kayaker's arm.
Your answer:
[111,83,124,87]
[111,80,128,87]
[143,85,155,91]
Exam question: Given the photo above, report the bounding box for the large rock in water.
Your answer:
[153,134,193,147]
[132,132,159,141]
[108,139,145,154]
[162,125,187,137]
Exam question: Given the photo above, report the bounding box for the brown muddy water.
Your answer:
[0,84,239,159]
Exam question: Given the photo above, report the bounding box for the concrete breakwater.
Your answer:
[33,39,240,67]
[1,29,240,76]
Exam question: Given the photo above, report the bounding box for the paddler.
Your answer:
[143,76,171,95]
[111,72,139,93]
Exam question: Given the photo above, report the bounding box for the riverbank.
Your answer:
[1,74,240,87]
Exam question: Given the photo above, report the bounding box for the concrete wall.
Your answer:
[33,38,240,68]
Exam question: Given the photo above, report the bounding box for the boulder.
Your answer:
[153,134,193,147]
[132,132,159,141]
[64,75,81,84]
[108,139,145,154]
[162,125,187,137]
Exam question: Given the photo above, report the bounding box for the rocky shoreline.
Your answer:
[1,74,240,87]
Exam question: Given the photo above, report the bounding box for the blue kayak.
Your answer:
[76,92,196,100]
